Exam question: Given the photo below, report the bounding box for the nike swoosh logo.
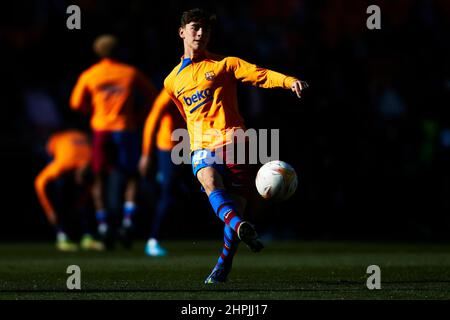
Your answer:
[176,87,185,96]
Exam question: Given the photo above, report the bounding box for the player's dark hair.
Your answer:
[180,8,216,29]
[93,34,119,58]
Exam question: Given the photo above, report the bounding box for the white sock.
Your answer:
[147,238,158,247]
[57,232,67,242]
[98,223,108,234]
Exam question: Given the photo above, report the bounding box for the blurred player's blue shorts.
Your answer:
[92,130,140,174]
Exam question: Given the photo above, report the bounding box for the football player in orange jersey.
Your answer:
[34,130,104,252]
[139,89,186,256]
[163,9,307,283]
[70,35,158,249]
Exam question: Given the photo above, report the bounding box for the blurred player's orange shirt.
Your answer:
[142,89,185,156]
[35,130,92,220]
[70,58,158,131]
[164,53,298,151]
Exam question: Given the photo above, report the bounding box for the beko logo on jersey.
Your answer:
[183,88,212,106]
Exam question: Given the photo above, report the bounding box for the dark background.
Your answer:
[0,0,449,242]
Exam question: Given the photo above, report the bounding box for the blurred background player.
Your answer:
[70,34,158,249]
[34,130,104,252]
[139,89,185,256]
[164,9,306,283]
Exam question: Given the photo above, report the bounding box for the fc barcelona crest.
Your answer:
[205,71,216,81]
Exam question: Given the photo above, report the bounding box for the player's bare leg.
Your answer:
[197,166,225,195]
[91,175,107,229]
[118,175,138,249]
[124,176,137,204]
[91,174,113,248]
[123,175,138,227]
[73,168,105,251]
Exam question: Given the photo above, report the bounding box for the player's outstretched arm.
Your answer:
[228,57,308,97]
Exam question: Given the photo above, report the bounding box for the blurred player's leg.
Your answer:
[75,180,105,252]
[50,176,79,252]
[145,149,175,257]
[118,178,138,249]
[91,131,115,249]
[92,176,110,233]
[122,181,138,228]
[114,131,140,249]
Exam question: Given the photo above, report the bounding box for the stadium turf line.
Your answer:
[1,241,450,299]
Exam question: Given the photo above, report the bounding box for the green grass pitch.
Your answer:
[1,241,450,299]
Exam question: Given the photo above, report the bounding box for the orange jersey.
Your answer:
[142,89,185,156]
[156,113,175,151]
[164,53,298,151]
[35,131,92,221]
[70,58,158,131]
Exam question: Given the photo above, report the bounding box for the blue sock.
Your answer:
[208,189,243,232]
[95,209,107,225]
[123,202,137,227]
[217,225,240,267]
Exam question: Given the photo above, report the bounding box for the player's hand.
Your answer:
[291,80,308,98]
[139,155,151,177]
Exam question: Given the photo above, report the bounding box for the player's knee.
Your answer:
[197,167,222,193]
[197,172,214,192]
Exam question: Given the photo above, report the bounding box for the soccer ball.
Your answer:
[255,160,298,201]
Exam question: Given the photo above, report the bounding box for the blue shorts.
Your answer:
[191,149,225,177]
[191,148,255,198]
[92,130,140,174]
